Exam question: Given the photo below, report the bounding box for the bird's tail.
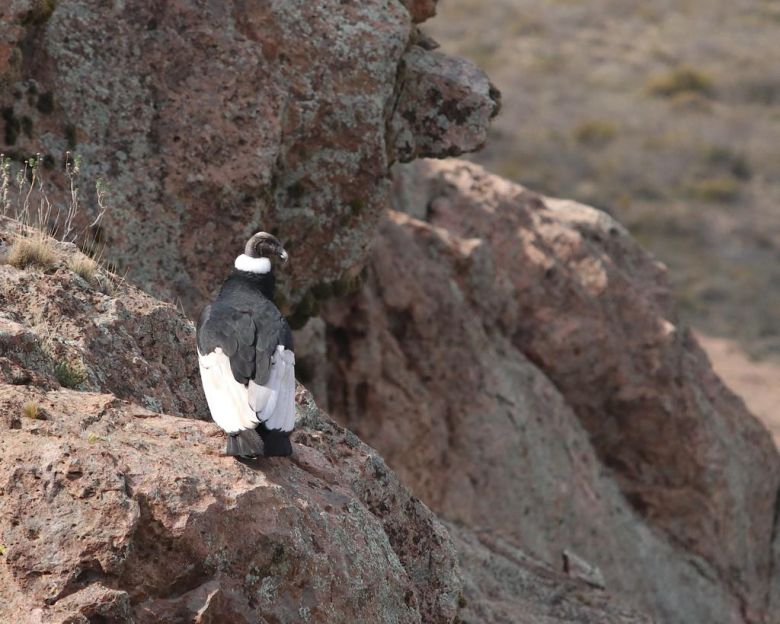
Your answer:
[226,429,264,458]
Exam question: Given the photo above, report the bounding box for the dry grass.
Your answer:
[687,177,742,203]
[22,401,41,419]
[7,235,57,269]
[573,120,618,147]
[69,253,97,283]
[646,66,715,98]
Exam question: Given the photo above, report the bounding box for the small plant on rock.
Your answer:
[21,401,42,419]
[55,359,87,389]
[68,253,97,283]
[86,432,103,444]
[7,234,56,269]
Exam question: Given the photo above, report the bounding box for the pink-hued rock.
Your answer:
[400,0,438,24]
[0,218,205,419]
[0,383,462,624]
[448,524,653,624]
[0,218,656,624]
[320,159,780,623]
[390,48,500,163]
[0,0,497,318]
[0,227,463,624]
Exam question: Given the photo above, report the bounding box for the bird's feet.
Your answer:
[258,427,293,457]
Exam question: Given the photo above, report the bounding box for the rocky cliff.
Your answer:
[0,221,650,623]
[321,159,780,623]
[1,1,777,622]
[0,0,497,317]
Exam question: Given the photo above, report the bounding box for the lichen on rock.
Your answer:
[0,0,498,321]
[0,222,463,623]
[319,159,780,623]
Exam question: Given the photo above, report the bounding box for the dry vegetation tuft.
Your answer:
[68,253,97,283]
[21,401,42,420]
[1,152,118,290]
[573,120,618,147]
[645,66,715,98]
[7,235,57,269]
[687,177,742,203]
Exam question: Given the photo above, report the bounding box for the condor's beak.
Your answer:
[279,248,289,262]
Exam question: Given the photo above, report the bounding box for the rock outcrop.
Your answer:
[0,221,654,623]
[321,159,780,623]
[0,0,498,317]
[0,225,463,623]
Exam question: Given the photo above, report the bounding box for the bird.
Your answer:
[196,231,295,458]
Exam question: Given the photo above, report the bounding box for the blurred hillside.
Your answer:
[425,0,780,367]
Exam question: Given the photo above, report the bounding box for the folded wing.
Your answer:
[197,303,295,434]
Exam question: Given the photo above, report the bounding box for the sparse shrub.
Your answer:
[86,432,103,444]
[646,66,715,98]
[1,152,116,292]
[703,146,751,180]
[21,0,57,27]
[668,91,713,113]
[687,177,741,203]
[742,79,780,105]
[55,359,87,389]
[69,254,97,283]
[573,120,618,147]
[7,235,56,269]
[22,401,42,419]
[0,545,5,556]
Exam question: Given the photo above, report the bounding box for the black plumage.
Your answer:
[196,232,295,458]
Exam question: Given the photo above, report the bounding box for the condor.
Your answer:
[196,232,295,458]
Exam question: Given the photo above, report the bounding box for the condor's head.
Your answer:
[234,231,289,275]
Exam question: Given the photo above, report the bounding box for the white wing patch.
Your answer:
[199,345,296,434]
[249,345,296,432]
[198,348,258,433]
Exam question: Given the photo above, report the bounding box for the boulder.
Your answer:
[0,186,656,624]
[0,225,462,623]
[320,159,780,622]
[0,0,498,317]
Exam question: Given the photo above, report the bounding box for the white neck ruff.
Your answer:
[234,254,271,274]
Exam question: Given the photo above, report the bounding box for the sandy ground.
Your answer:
[698,333,780,447]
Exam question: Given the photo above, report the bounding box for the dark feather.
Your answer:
[226,429,264,457]
[196,272,293,387]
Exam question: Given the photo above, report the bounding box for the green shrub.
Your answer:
[55,359,87,388]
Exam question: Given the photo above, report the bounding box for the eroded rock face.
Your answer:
[0,384,465,624]
[0,220,656,623]
[0,219,205,419]
[321,160,780,623]
[0,230,462,623]
[0,0,497,318]
[448,524,653,624]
